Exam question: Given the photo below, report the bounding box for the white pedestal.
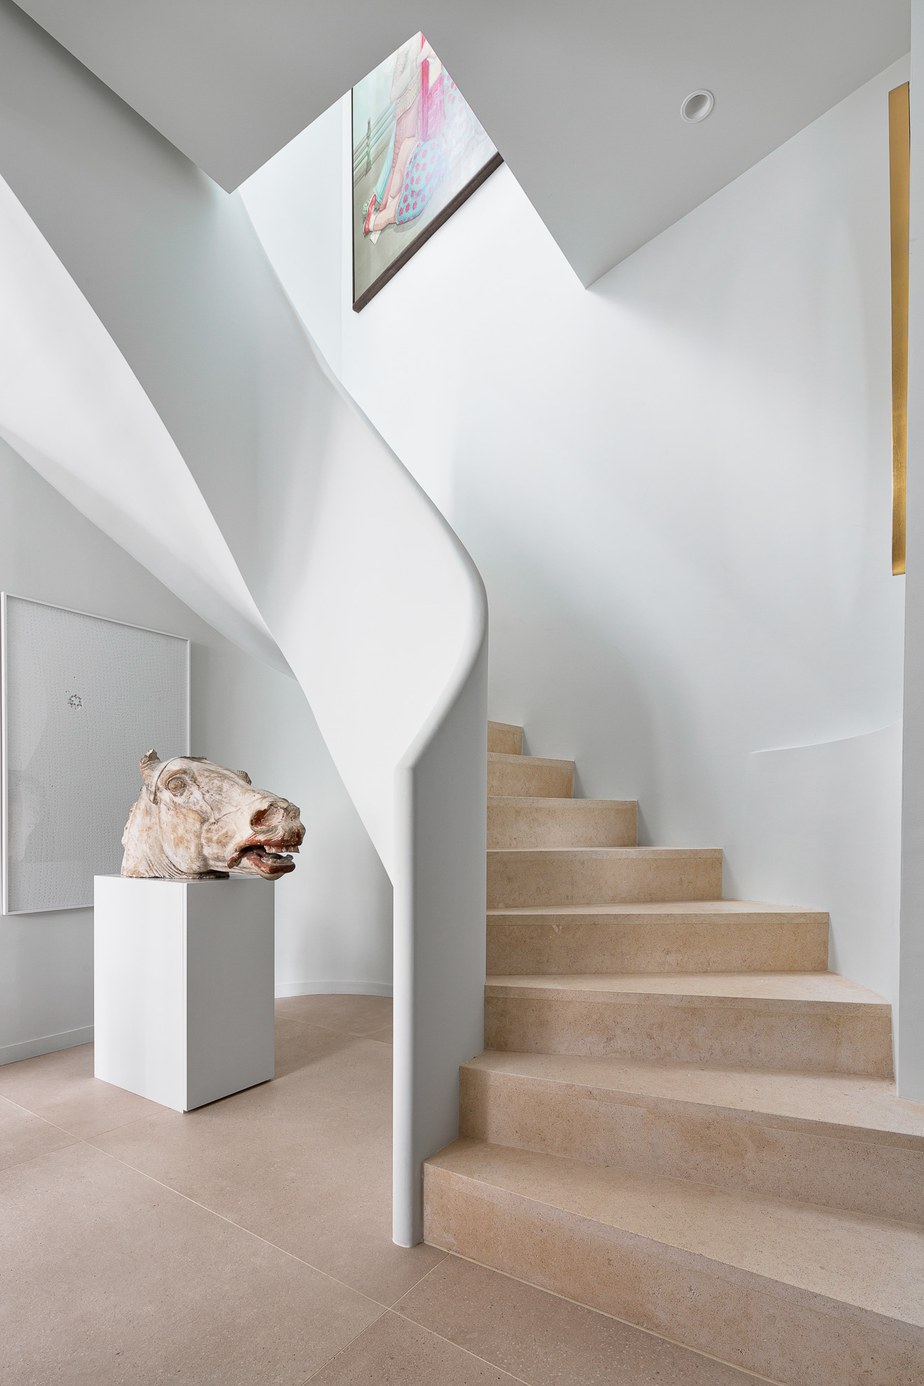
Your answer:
[94,875,275,1112]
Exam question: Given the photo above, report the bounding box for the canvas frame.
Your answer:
[1,594,190,915]
[351,36,502,312]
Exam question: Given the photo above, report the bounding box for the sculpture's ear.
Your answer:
[140,750,160,782]
[140,750,162,801]
[237,770,252,785]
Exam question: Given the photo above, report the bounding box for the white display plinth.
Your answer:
[94,875,275,1112]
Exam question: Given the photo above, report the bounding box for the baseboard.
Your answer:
[0,1024,94,1066]
[274,980,393,998]
[1,990,393,1064]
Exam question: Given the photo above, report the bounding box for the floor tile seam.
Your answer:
[81,1139,392,1314]
[0,1090,85,1135]
[416,1250,786,1385]
[381,1309,536,1386]
[352,1023,393,1040]
[280,1014,391,1042]
[0,1134,82,1178]
[298,1305,392,1384]
[388,1254,451,1311]
[429,1162,924,1322]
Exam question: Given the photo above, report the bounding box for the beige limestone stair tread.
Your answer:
[464,1051,924,1145]
[426,1138,924,1327]
[488,753,572,769]
[488,796,637,808]
[487,723,525,755]
[488,898,827,919]
[486,971,889,1008]
[488,846,722,857]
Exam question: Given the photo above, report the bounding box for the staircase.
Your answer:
[424,722,924,1385]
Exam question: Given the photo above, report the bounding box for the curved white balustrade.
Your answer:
[0,174,279,671]
[0,8,487,1245]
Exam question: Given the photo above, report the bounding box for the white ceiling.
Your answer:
[10,0,910,284]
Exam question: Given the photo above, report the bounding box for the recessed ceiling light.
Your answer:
[681,90,715,124]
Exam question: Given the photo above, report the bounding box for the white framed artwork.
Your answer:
[1,595,190,914]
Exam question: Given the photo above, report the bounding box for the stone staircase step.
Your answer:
[460,1051,924,1223]
[485,972,893,1076]
[487,721,524,755]
[488,796,638,849]
[424,1138,924,1386]
[486,899,829,973]
[487,846,723,909]
[487,752,574,798]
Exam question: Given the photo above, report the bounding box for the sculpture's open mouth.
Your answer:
[228,838,300,878]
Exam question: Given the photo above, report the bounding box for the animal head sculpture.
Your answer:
[121,751,305,881]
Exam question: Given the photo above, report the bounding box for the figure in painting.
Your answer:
[362,35,474,241]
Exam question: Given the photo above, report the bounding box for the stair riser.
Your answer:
[487,724,524,755]
[424,1167,923,1386]
[461,1069,924,1223]
[487,915,829,973]
[488,801,637,850]
[487,760,573,797]
[487,851,723,909]
[485,995,894,1076]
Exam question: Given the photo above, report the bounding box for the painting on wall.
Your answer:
[352,33,502,311]
[1,595,190,914]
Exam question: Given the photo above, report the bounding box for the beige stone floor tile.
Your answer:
[93,1024,443,1304]
[0,1094,77,1170]
[366,1024,393,1044]
[0,1142,382,1386]
[307,1311,522,1385]
[0,1041,165,1138]
[273,1013,355,1077]
[274,993,393,1036]
[395,1256,759,1385]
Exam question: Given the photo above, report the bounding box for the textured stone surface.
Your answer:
[425,1140,924,1386]
[461,1053,924,1221]
[488,797,638,849]
[485,974,894,1075]
[487,722,524,756]
[121,750,304,881]
[487,753,574,798]
[487,847,724,908]
[487,900,830,973]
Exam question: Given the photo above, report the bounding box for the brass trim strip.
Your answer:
[889,82,910,576]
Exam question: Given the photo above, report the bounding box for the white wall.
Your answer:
[0,8,488,1244]
[244,62,908,1006]
[0,436,392,1063]
[900,1,924,1100]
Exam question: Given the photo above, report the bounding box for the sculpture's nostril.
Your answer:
[251,804,283,830]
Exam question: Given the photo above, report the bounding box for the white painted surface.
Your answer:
[244,63,906,1015]
[900,1,924,1100]
[94,875,275,1111]
[9,0,910,282]
[1,595,189,914]
[728,725,902,1008]
[0,11,488,1244]
[0,163,279,671]
[0,439,392,1064]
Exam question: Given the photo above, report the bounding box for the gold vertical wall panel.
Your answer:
[889,82,909,576]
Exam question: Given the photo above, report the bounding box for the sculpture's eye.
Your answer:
[165,775,188,796]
